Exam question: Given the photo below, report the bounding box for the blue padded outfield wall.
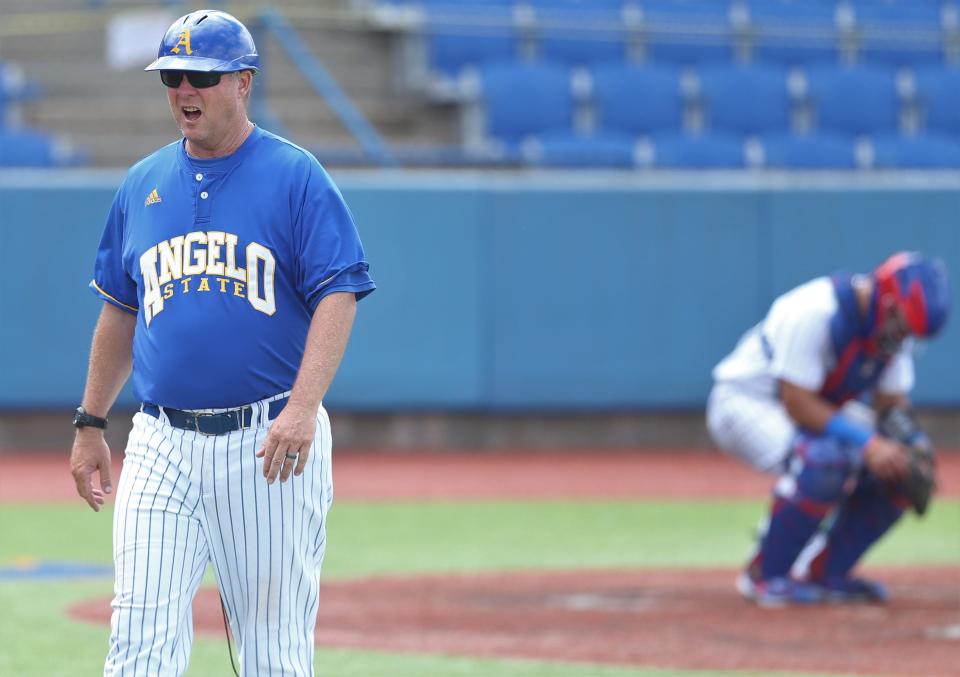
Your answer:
[1,170,958,410]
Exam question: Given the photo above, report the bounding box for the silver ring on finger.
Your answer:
[284,452,298,460]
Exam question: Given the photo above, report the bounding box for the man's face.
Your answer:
[163,70,250,155]
[877,296,912,355]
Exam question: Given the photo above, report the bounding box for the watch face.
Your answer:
[73,408,105,429]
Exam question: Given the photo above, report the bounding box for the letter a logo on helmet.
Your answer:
[144,10,259,73]
[170,28,193,55]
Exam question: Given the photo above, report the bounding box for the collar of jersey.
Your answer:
[178,124,263,174]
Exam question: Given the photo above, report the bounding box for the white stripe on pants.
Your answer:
[105,398,333,676]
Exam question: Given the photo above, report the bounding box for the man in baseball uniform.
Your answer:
[68,10,375,674]
[706,252,949,606]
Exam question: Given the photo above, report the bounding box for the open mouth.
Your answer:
[182,106,202,122]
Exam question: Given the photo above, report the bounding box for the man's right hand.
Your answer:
[70,429,113,512]
[863,435,909,484]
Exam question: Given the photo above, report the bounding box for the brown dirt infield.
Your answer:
[3,448,960,502]
[10,449,960,674]
[69,567,960,675]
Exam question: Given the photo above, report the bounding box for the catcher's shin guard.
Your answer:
[757,495,826,579]
[757,436,854,580]
[807,473,905,586]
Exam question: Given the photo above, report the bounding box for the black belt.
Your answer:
[141,397,288,436]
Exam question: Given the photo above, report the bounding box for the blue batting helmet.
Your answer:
[144,10,259,73]
[874,251,951,337]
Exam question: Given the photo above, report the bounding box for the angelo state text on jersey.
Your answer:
[139,230,276,325]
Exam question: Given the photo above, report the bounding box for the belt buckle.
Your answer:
[193,412,224,436]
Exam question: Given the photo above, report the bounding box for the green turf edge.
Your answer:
[3,500,958,576]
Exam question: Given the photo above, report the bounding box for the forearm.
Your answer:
[287,291,357,412]
[873,390,910,416]
[779,380,837,433]
[781,379,881,449]
[81,303,136,418]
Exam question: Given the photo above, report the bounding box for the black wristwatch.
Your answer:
[73,406,108,430]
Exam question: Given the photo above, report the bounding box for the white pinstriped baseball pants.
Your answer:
[706,383,880,475]
[706,382,795,474]
[104,394,333,676]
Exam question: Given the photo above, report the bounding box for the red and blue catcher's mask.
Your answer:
[144,9,259,73]
[873,252,950,345]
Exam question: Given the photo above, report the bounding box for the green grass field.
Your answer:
[2,498,958,676]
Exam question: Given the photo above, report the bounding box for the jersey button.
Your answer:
[195,173,203,181]
[200,191,209,199]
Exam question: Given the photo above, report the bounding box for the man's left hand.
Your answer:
[256,402,317,484]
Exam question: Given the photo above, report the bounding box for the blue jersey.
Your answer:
[90,126,375,409]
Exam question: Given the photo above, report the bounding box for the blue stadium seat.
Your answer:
[851,1,945,66]
[759,132,859,169]
[805,65,901,135]
[871,132,960,169]
[423,0,520,76]
[744,0,840,66]
[591,64,684,134]
[697,64,792,135]
[0,129,88,167]
[477,62,575,143]
[530,0,624,6]
[913,66,960,135]
[648,131,746,168]
[641,0,737,65]
[0,62,43,128]
[532,0,628,66]
[0,62,42,102]
[527,130,637,168]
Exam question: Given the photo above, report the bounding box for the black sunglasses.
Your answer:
[160,70,223,89]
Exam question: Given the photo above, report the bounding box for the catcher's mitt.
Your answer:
[877,408,936,516]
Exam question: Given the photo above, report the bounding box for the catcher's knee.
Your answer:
[789,435,856,504]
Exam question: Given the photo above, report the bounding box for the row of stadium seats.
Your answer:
[372,0,960,84]
[0,61,85,167]
[504,131,960,169]
[365,1,960,168]
[0,61,41,127]
[0,129,88,168]
[460,62,960,149]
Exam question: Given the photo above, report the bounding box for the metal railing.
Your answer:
[254,7,397,166]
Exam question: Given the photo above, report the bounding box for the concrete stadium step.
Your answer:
[1,0,171,11]
[28,93,428,127]
[0,0,347,16]
[31,98,171,127]
[77,131,186,167]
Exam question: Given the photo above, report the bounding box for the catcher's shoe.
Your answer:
[811,576,889,604]
[736,571,823,608]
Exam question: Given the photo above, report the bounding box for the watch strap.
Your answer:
[74,406,108,430]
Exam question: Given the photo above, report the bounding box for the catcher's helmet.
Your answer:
[144,10,259,73]
[874,251,950,337]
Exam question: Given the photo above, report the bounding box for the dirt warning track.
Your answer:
[4,449,960,502]
[69,567,960,675]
